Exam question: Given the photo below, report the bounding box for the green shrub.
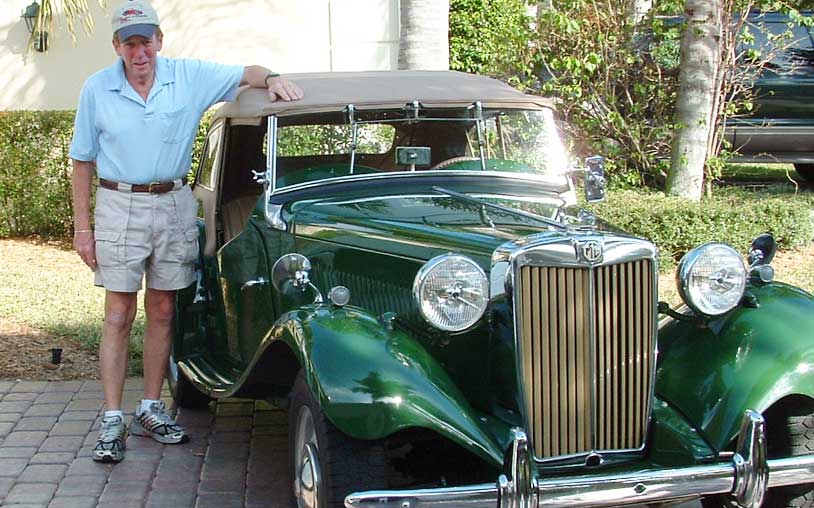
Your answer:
[0,111,76,238]
[587,187,814,267]
[449,0,536,83]
[190,109,214,181]
[0,110,214,239]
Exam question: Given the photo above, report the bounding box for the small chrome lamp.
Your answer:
[21,2,48,52]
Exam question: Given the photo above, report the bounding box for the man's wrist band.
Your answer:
[264,71,280,87]
[74,229,93,234]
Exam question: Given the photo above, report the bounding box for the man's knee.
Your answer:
[104,292,138,332]
[145,289,176,326]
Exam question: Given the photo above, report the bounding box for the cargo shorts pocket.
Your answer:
[175,227,199,265]
[95,230,123,268]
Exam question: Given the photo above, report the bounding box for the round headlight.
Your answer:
[677,243,747,316]
[413,254,489,332]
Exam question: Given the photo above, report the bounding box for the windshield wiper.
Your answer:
[431,186,569,231]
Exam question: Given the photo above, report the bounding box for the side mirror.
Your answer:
[271,253,324,304]
[748,233,777,267]
[584,156,606,203]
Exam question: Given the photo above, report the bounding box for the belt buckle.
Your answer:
[148,181,161,194]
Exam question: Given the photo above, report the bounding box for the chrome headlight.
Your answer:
[413,254,489,332]
[677,243,747,316]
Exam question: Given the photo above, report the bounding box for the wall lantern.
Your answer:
[21,1,48,52]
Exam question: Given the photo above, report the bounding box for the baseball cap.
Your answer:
[111,0,160,41]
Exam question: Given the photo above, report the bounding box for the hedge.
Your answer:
[587,189,814,267]
[0,110,212,239]
[1,111,812,267]
[0,111,75,238]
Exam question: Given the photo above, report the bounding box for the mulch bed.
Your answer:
[0,317,100,381]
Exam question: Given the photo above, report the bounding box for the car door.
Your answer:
[213,122,280,374]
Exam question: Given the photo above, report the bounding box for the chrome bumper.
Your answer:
[345,411,814,508]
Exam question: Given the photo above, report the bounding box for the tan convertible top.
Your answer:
[213,70,553,120]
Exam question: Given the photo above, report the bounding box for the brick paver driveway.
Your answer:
[0,379,288,508]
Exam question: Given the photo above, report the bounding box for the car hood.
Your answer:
[290,192,581,265]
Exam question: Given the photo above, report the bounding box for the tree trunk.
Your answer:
[633,0,652,23]
[398,0,450,70]
[666,0,721,201]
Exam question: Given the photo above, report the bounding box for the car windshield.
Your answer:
[272,107,569,188]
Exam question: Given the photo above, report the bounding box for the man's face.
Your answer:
[113,32,162,81]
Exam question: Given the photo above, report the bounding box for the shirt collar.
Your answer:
[107,56,175,92]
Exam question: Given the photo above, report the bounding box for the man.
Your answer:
[70,0,303,463]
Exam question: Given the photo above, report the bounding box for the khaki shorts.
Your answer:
[93,183,199,293]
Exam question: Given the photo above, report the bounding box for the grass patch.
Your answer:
[0,239,145,375]
[721,163,804,182]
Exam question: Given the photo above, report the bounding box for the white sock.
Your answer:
[104,410,123,421]
[139,399,162,414]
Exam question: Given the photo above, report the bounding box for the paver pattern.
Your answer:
[0,379,289,508]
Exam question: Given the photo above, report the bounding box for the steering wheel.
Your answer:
[430,156,481,170]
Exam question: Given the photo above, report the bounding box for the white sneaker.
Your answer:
[93,415,127,463]
[130,400,189,444]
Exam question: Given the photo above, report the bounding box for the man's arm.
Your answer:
[240,65,303,102]
[72,159,97,271]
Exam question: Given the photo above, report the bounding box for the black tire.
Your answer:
[764,402,814,508]
[793,164,814,183]
[167,354,212,409]
[288,371,388,508]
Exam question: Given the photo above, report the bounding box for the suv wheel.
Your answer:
[289,371,388,508]
[793,164,814,183]
[167,353,212,409]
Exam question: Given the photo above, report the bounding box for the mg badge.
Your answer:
[578,240,603,264]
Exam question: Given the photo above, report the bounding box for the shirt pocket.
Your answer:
[160,107,186,144]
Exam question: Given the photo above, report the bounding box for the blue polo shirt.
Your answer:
[70,56,243,184]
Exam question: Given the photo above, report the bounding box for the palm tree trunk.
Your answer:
[398,0,450,70]
[666,0,721,201]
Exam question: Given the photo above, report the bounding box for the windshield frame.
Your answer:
[262,104,572,197]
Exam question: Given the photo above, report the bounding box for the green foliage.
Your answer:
[586,186,814,267]
[190,110,214,182]
[0,111,76,238]
[0,109,214,239]
[533,3,682,187]
[449,0,537,83]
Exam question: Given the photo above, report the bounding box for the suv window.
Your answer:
[742,18,814,74]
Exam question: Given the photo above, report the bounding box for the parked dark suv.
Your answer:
[724,11,814,181]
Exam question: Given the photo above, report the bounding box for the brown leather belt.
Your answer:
[99,178,186,194]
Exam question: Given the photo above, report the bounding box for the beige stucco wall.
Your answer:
[0,0,399,110]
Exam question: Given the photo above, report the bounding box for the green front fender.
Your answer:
[657,282,814,452]
[269,305,504,466]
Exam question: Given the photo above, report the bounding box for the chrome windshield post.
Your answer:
[469,101,487,170]
[263,115,285,231]
[346,104,357,175]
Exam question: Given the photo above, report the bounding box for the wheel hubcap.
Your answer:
[294,406,321,508]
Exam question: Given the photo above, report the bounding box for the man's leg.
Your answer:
[130,287,189,444]
[94,290,137,463]
[101,290,138,410]
[142,288,175,399]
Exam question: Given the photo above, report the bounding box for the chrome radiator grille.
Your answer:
[517,260,655,460]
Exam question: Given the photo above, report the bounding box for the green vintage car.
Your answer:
[169,71,814,508]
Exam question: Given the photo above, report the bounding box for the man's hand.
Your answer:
[267,76,303,102]
[74,231,97,271]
